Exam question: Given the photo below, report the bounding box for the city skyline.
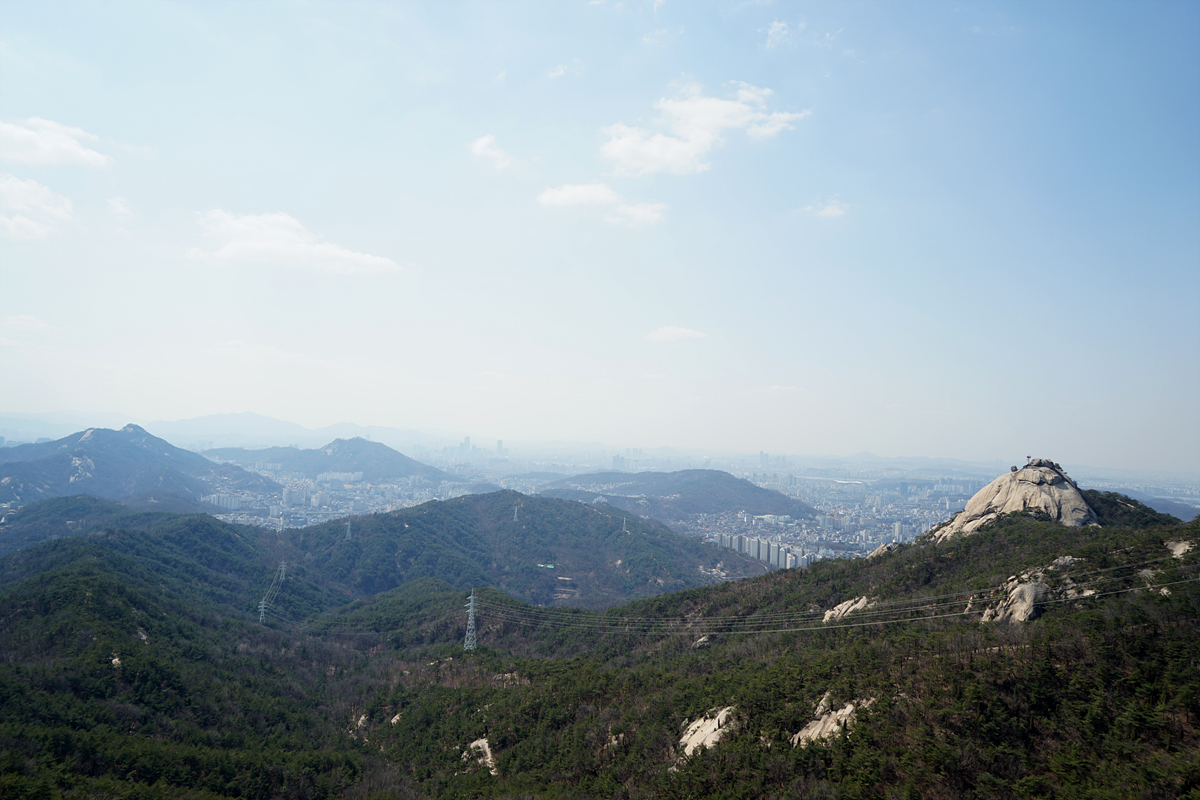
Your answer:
[2,1,1197,474]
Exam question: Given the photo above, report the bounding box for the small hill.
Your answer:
[1082,488,1183,527]
[540,469,815,522]
[286,490,762,609]
[928,458,1098,541]
[0,490,761,610]
[0,494,173,557]
[0,424,280,506]
[0,513,368,798]
[204,437,447,483]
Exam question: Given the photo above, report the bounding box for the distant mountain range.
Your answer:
[204,437,448,484]
[540,469,817,522]
[0,424,279,506]
[0,411,461,453]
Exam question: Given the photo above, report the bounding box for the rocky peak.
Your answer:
[929,458,1098,542]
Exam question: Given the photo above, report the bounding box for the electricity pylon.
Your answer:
[464,589,477,652]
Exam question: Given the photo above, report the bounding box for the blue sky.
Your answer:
[2,1,1197,473]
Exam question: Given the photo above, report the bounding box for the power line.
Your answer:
[248,552,1197,642]
[473,557,1199,637]
[258,561,286,624]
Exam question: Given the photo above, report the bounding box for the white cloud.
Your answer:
[600,82,809,176]
[470,135,515,169]
[802,199,849,218]
[607,202,667,226]
[548,59,584,79]
[642,28,672,46]
[539,184,668,226]
[765,20,806,49]
[537,182,622,206]
[0,173,73,219]
[0,118,111,168]
[193,210,400,274]
[647,326,706,342]
[766,21,790,48]
[1,314,55,332]
[0,173,73,239]
[0,214,52,239]
[107,197,132,218]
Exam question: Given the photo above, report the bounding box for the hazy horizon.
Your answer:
[3,2,1197,475]
[4,408,1199,483]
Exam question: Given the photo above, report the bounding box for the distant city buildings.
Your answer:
[180,443,1198,549]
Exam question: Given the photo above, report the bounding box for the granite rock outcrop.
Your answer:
[930,458,1098,542]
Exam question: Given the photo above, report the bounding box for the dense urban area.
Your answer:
[185,438,1200,570]
[3,429,1196,574]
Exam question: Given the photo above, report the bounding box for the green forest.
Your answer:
[0,490,1196,799]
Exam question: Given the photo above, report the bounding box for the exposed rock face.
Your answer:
[790,691,875,747]
[971,557,1098,623]
[980,577,1050,623]
[931,458,1097,542]
[462,738,498,775]
[823,596,878,623]
[679,706,737,757]
[867,542,899,559]
[1166,540,1194,559]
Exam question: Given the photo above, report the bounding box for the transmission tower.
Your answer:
[258,562,286,624]
[513,503,519,522]
[345,521,352,541]
[464,589,477,652]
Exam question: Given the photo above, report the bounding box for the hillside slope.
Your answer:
[280,489,762,609]
[0,490,762,609]
[0,494,1196,800]
[204,437,447,483]
[0,424,280,506]
[347,508,1200,799]
[541,469,815,522]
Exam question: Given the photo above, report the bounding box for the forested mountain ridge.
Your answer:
[282,490,762,609]
[0,424,280,506]
[540,468,816,522]
[203,437,447,483]
[0,491,1196,799]
[330,506,1200,799]
[0,490,763,607]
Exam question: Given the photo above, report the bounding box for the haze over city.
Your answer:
[2,1,1197,475]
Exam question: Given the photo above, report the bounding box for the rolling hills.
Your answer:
[0,424,279,506]
[539,469,816,523]
[280,490,763,608]
[0,490,761,609]
[0,488,1196,799]
[203,437,447,484]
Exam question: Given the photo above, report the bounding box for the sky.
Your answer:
[1,0,1198,474]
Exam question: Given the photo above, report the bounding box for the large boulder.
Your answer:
[930,458,1098,542]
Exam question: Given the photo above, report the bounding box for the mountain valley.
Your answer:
[0,461,1195,799]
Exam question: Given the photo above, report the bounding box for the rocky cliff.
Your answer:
[929,458,1098,542]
